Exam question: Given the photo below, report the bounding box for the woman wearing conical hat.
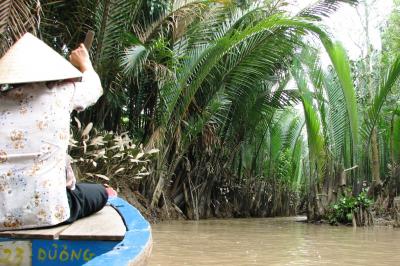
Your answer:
[0,33,113,230]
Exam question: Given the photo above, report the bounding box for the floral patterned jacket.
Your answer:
[0,70,102,230]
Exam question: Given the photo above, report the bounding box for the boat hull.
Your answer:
[0,197,152,266]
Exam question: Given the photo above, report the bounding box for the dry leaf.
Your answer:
[95,174,110,181]
[115,168,125,174]
[82,122,93,136]
[74,117,81,130]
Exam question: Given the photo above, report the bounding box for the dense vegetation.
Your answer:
[1,0,400,225]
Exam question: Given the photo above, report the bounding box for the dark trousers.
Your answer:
[66,183,108,223]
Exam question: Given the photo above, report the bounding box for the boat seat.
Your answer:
[0,205,126,241]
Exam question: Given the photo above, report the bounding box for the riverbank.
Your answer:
[118,185,185,224]
[118,187,400,227]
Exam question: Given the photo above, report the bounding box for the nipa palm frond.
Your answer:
[322,41,358,148]
[298,0,359,21]
[94,0,142,66]
[363,55,400,145]
[0,0,39,56]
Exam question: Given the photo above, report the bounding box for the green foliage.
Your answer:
[382,0,400,65]
[0,0,373,218]
[276,149,291,184]
[322,41,359,149]
[327,189,373,225]
[0,0,39,56]
[392,113,400,163]
[292,61,326,179]
[362,55,400,144]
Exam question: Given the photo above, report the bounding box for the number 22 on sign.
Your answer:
[0,241,31,266]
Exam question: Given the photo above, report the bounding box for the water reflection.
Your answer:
[149,217,400,265]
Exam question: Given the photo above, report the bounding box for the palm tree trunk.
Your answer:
[362,0,382,190]
[371,128,381,184]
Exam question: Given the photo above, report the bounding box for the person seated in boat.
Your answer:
[0,33,115,231]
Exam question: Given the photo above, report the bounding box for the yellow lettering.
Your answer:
[0,248,12,265]
[71,249,82,261]
[83,249,95,262]
[3,248,12,257]
[1,243,99,264]
[48,244,58,260]
[15,247,24,265]
[0,243,28,266]
[38,248,47,261]
[59,245,69,262]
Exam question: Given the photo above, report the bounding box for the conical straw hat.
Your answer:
[0,32,82,85]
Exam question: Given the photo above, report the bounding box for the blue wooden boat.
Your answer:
[0,197,152,266]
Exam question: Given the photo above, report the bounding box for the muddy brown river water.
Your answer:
[148,216,400,265]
